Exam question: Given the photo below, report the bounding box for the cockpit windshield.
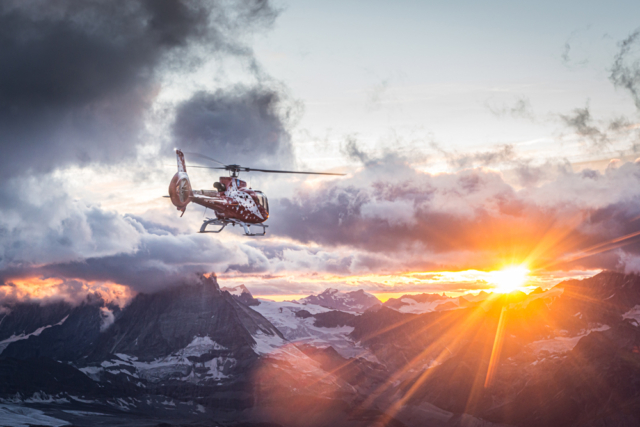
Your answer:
[254,191,269,213]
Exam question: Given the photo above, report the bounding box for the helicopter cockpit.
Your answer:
[254,191,269,214]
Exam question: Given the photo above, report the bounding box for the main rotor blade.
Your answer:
[162,165,226,170]
[163,163,345,176]
[243,167,345,176]
[182,151,227,167]
[186,165,227,170]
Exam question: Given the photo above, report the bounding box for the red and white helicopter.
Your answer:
[168,149,344,236]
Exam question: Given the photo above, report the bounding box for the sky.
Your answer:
[2,0,640,305]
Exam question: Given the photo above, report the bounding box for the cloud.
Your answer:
[7,158,640,301]
[99,306,115,332]
[558,103,640,154]
[560,26,595,69]
[0,0,279,179]
[342,135,372,165]
[431,142,518,170]
[7,2,640,304]
[0,176,141,271]
[0,0,291,302]
[0,277,133,307]
[560,104,610,149]
[610,29,640,110]
[365,79,391,112]
[0,212,268,297]
[269,147,640,273]
[172,85,298,168]
[486,96,535,120]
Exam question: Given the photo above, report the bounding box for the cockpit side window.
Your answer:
[254,192,269,213]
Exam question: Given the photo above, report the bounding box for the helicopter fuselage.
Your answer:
[168,170,269,224]
[194,176,269,224]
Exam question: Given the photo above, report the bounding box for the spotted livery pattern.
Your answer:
[168,150,269,224]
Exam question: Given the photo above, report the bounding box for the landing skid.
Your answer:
[199,218,268,236]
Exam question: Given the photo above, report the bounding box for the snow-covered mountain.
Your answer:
[82,275,285,384]
[1,294,120,360]
[383,293,456,313]
[381,288,559,314]
[2,271,640,427]
[252,299,376,360]
[297,288,381,312]
[220,284,260,306]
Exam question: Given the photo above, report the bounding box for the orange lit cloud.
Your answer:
[0,276,135,306]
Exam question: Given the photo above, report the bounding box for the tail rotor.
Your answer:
[168,149,192,215]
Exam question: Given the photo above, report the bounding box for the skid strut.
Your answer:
[199,218,228,233]
[200,218,268,236]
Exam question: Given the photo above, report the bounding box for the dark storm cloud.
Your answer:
[172,85,298,168]
[0,0,279,179]
[610,29,640,110]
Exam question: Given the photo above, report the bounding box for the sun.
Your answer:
[489,266,530,293]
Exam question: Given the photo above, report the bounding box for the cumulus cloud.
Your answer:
[2,217,266,294]
[0,176,141,271]
[270,148,640,273]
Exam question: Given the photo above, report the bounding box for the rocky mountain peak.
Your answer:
[298,288,381,313]
[84,274,281,362]
[220,283,260,306]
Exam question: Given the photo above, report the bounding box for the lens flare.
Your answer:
[489,266,530,293]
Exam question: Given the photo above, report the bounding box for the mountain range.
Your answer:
[1,271,639,426]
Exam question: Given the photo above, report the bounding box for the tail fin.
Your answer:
[168,149,192,214]
[176,149,187,173]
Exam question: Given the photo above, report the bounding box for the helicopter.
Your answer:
[168,149,345,236]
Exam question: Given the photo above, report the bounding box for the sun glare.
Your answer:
[489,266,530,293]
